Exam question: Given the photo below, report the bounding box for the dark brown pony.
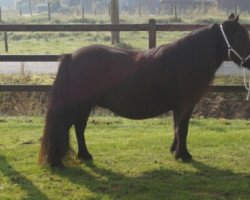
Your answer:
[39,14,250,167]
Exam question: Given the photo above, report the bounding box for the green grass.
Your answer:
[0,116,249,199]
[1,31,189,54]
[0,12,190,53]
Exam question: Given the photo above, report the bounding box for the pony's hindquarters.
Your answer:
[39,55,72,167]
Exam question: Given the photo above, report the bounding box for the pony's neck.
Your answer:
[213,23,230,69]
[199,23,229,82]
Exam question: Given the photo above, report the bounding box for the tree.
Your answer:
[50,0,61,11]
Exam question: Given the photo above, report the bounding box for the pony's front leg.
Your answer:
[172,108,193,162]
[74,113,93,161]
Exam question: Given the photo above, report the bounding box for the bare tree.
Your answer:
[111,0,120,44]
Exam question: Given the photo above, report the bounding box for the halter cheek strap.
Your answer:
[220,24,250,100]
[243,53,250,100]
[243,68,250,100]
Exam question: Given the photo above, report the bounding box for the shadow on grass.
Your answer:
[54,160,250,199]
[0,155,48,200]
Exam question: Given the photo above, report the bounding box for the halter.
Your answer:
[220,25,250,100]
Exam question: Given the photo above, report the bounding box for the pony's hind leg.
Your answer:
[172,108,193,162]
[170,133,178,153]
[170,112,179,153]
[74,109,93,161]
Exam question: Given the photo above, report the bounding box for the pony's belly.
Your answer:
[112,109,171,120]
[96,75,176,119]
[98,98,173,120]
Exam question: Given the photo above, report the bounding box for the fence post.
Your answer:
[138,1,141,17]
[193,3,196,10]
[149,19,156,49]
[0,6,8,52]
[48,2,51,21]
[20,9,22,17]
[174,6,177,20]
[93,3,97,17]
[82,5,85,20]
[204,6,208,14]
[170,6,173,15]
[76,8,79,16]
[111,0,120,44]
[108,3,111,17]
[28,0,32,16]
[4,32,8,53]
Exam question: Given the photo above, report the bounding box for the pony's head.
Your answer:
[221,13,250,70]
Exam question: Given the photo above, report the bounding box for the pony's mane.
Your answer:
[165,24,216,52]
[133,24,218,63]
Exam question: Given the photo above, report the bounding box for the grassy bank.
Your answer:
[0,73,248,117]
[0,116,249,199]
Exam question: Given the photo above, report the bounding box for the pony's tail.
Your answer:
[39,54,72,167]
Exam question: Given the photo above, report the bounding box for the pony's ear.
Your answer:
[234,14,239,22]
[228,13,235,19]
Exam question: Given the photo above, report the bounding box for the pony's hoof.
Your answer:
[170,145,176,153]
[181,155,193,163]
[175,150,193,163]
[170,140,178,153]
[77,153,93,161]
[50,161,64,168]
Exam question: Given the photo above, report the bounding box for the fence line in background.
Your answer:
[1,23,250,50]
[1,20,249,93]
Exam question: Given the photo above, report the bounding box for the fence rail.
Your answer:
[0,55,59,62]
[0,85,246,93]
[0,20,249,93]
[1,23,250,32]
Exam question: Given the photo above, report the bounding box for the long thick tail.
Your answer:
[39,54,72,167]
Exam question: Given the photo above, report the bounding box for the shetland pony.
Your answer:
[39,14,250,167]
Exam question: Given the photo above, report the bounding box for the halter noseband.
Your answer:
[220,24,250,100]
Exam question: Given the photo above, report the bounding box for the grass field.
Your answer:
[0,116,249,200]
[1,12,188,54]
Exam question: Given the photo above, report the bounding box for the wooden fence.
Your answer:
[0,19,249,93]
